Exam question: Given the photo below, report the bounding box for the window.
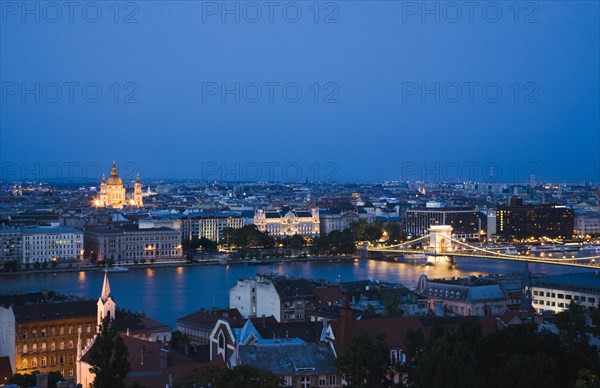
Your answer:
[32,344,37,352]
[581,296,587,302]
[557,294,564,299]
[60,342,65,350]
[283,376,293,386]
[51,342,56,351]
[218,332,225,350]
[59,356,64,365]
[68,340,74,349]
[41,343,46,351]
[391,350,398,363]
[22,344,28,354]
[32,358,37,367]
[22,359,28,369]
[59,327,64,335]
[50,356,55,366]
[41,357,47,366]
[68,355,74,364]
[319,376,326,386]
[41,329,46,338]
[22,331,27,340]
[301,376,310,388]
[589,298,596,304]
[328,376,336,385]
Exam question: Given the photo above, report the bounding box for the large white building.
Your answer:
[230,276,315,322]
[254,208,320,237]
[181,212,244,243]
[574,211,600,236]
[532,272,600,313]
[319,210,359,235]
[84,224,182,263]
[17,226,83,265]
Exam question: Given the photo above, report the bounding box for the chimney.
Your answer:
[338,294,353,347]
[160,349,169,368]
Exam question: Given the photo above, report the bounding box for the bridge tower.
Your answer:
[429,225,453,254]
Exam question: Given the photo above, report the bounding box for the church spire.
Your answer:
[101,270,111,300]
[97,269,116,327]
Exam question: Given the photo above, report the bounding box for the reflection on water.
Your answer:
[0,259,589,328]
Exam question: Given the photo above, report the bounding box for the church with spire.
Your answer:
[93,162,143,209]
[97,271,116,326]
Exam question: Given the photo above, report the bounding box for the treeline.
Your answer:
[336,302,600,388]
[350,219,404,243]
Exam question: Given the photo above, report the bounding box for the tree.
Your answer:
[175,365,281,388]
[170,330,191,353]
[88,315,131,388]
[8,370,64,388]
[335,332,390,388]
[2,260,19,272]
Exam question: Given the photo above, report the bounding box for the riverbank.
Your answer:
[0,255,357,276]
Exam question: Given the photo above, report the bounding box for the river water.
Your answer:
[0,258,589,328]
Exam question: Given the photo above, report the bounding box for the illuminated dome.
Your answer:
[106,162,123,186]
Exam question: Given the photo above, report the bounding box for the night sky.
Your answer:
[1,1,598,183]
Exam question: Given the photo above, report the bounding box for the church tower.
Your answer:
[97,271,116,328]
[132,174,144,207]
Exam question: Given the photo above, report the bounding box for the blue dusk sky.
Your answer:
[0,1,598,184]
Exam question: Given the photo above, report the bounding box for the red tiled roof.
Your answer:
[177,308,243,328]
[312,285,343,307]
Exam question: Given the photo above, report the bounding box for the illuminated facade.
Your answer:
[406,208,482,239]
[94,162,143,209]
[254,208,320,237]
[496,204,574,239]
[0,292,97,378]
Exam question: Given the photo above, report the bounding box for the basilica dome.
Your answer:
[106,162,123,186]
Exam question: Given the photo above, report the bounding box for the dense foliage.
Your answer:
[88,316,131,388]
[407,314,600,388]
[7,370,63,388]
[175,365,282,388]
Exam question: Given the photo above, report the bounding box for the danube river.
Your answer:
[0,258,589,328]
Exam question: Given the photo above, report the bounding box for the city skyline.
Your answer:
[1,1,599,183]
